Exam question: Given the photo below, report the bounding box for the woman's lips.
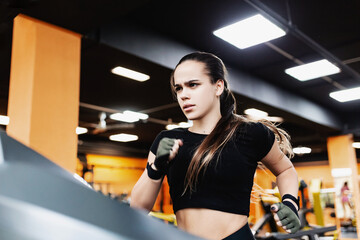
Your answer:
[183,104,195,112]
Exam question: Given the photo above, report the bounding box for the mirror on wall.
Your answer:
[333,176,358,239]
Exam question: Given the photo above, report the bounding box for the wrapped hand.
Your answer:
[147,138,182,180]
[154,137,176,172]
[271,202,301,233]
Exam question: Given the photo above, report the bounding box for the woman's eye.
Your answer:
[189,83,198,87]
[175,87,182,92]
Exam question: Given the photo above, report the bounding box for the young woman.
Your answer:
[341,181,352,218]
[131,52,300,240]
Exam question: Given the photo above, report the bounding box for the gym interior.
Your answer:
[0,1,359,240]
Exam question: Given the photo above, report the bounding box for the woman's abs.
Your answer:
[176,208,248,240]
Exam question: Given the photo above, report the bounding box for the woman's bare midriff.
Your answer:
[176,208,248,240]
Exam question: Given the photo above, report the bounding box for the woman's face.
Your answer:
[173,60,222,121]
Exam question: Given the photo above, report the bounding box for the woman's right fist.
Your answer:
[154,138,183,173]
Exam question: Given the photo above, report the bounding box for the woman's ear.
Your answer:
[215,79,225,96]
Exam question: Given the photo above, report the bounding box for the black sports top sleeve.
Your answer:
[250,122,275,160]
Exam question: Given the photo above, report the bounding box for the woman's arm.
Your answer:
[130,152,163,212]
[261,140,298,206]
[130,138,183,212]
[261,140,301,233]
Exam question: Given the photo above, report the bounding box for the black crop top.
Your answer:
[150,122,275,216]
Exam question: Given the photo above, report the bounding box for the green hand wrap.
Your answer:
[273,202,301,233]
[154,137,175,173]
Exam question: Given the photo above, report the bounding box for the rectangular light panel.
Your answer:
[213,14,286,49]
[293,147,312,155]
[0,115,9,125]
[110,110,149,123]
[285,59,340,81]
[244,108,268,118]
[111,66,150,82]
[123,110,148,120]
[109,133,138,142]
[330,86,360,102]
[76,127,88,135]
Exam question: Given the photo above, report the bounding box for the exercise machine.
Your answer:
[0,130,202,240]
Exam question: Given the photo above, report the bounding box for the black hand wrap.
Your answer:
[154,138,175,171]
[146,138,175,180]
[146,162,164,180]
[282,194,300,217]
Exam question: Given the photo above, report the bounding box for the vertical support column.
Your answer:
[327,135,360,239]
[7,14,81,173]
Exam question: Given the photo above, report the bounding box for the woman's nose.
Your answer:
[179,88,190,100]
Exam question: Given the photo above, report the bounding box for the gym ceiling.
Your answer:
[0,0,359,162]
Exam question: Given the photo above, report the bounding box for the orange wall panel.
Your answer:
[86,154,146,168]
[83,154,147,197]
[295,164,334,188]
[7,14,81,172]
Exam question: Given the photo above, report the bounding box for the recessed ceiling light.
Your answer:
[166,121,193,130]
[265,116,284,122]
[244,108,268,118]
[213,14,286,49]
[0,115,9,125]
[111,66,150,82]
[293,147,312,155]
[123,110,149,120]
[285,59,340,81]
[353,142,360,149]
[110,113,138,123]
[76,127,88,135]
[179,121,193,128]
[329,86,360,102]
[166,124,180,130]
[109,133,138,142]
[110,110,148,123]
